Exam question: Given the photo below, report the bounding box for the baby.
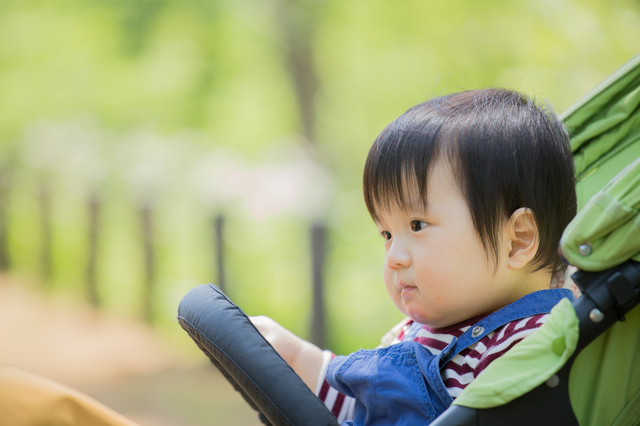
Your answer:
[252,88,577,425]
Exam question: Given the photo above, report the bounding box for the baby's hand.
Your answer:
[250,315,304,364]
[249,315,324,392]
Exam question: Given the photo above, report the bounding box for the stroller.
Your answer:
[178,51,640,426]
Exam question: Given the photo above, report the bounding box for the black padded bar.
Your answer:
[430,405,478,426]
[178,284,339,426]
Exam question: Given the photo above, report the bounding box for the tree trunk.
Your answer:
[39,176,52,283]
[0,168,11,271]
[86,192,101,306]
[213,213,226,291]
[276,0,328,347]
[310,222,327,348]
[140,201,155,324]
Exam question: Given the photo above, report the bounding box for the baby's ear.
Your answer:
[506,207,539,270]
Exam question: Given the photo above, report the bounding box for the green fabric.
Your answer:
[453,298,579,409]
[559,156,640,271]
[611,387,640,426]
[559,52,640,425]
[569,306,640,426]
[562,52,640,211]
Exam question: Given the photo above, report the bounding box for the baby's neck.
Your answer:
[526,269,555,291]
[507,268,555,304]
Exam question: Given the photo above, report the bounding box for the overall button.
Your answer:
[578,243,592,256]
[471,326,484,338]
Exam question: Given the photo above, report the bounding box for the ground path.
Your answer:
[0,277,261,425]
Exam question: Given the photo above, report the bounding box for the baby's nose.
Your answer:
[386,242,411,268]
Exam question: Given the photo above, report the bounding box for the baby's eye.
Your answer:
[380,230,392,241]
[410,220,428,232]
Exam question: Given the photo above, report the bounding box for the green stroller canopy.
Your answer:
[562,51,640,271]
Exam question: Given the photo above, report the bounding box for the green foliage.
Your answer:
[0,0,638,354]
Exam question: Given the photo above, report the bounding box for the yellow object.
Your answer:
[0,365,139,426]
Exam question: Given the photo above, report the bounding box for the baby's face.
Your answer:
[375,159,515,328]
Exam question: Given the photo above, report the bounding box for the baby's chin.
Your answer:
[405,308,437,327]
[404,307,460,329]
[393,298,453,328]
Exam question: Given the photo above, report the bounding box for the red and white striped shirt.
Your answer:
[316,313,550,422]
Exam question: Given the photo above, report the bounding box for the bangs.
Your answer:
[363,111,445,221]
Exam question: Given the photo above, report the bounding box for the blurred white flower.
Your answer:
[190,142,333,220]
[117,129,193,202]
[22,117,109,195]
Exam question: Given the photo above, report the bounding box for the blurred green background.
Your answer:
[0,0,639,358]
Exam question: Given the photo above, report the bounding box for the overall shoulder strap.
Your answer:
[440,288,575,364]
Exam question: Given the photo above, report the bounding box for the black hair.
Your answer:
[363,88,577,273]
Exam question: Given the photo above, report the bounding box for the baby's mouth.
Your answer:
[398,282,417,297]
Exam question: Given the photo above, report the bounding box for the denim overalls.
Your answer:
[326,288,575,426]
